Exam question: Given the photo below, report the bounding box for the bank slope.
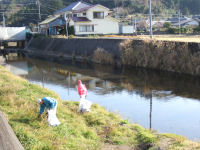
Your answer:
[0,65,199,150]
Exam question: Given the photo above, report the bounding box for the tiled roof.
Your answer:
[72,17,91,22]
[55,1,92,14]
[73,5,94,13]
[73,4,109,13]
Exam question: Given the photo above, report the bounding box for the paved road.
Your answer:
[0,111,24,150]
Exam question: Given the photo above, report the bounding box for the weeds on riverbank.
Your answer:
[120,39,200,76]
[93,48,114,65]
[0,65,199,150]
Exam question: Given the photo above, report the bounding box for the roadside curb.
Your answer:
[0,111,24,150]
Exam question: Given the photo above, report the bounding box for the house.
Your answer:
[167,17,189,24]
[40,1,119,35]
[173,18,200,27]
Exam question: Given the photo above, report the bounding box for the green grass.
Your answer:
[0,65,200,150]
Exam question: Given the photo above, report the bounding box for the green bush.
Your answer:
[163,22,171,28]
[68,26,75,35]
[136,130,157,149]
[193,26,200,33]
[168,27,179,34]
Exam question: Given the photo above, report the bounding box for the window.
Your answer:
[83,12,86,16]
[93,12,104,19]
[79,25,94,32]
[73,14,77,17]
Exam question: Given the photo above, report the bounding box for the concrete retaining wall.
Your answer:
[25,37,200,76]
[26,37,124,62]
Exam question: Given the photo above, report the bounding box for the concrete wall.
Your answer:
[25,37,200,76]
[26,37,124,63]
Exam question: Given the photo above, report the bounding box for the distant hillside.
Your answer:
[0,0,200,27]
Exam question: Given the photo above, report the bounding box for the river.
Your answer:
[1,55,200,141]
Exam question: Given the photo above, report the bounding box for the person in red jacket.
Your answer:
[78,80,87,98]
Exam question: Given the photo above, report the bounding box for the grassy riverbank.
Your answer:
[0,65,199,150]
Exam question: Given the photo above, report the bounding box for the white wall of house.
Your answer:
[121,25,134,34]
[74,5,119,35]
[86,5,109,20]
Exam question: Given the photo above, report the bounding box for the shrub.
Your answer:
[163,22,171,28]
[68,35,74,39]
[120,39,200,75]
[92,48,114,65]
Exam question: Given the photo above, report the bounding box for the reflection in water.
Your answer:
[150,92,152,130]
[3,56,200,141]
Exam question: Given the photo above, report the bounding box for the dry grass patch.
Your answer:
[120,39,200,76]
[93,48,114,65]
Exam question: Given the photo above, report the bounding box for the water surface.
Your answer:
[3,56,200,141]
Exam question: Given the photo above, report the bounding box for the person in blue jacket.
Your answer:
[37,97,58,118]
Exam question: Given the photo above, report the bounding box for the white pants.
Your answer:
[78,98,92,113]
[47,103,57,115]
[47,103,60,126]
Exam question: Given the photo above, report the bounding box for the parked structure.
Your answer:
[39,15,66,35]
[40,1,119,35]
[0,27,26,41]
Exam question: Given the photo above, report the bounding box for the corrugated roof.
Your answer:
[39,15,60,25]
[55,1,92,14]
[49,18,66,27]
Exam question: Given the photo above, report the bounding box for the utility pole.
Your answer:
[3,12,6,27]
[64,13,68,39]
[178,10,181,35]
[149,0,153,39]
[37,0,41,33]
[37,0,41,20]
[135,19,137,35]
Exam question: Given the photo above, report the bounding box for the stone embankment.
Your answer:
[25,37,200,76]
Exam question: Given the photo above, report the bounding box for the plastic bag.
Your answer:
[78,98,92,113]
[47,106,60,126]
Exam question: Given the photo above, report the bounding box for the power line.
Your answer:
[0,12,48,15]
[0,2,36,6]
[0,9,38,11]
[40,4,57,11]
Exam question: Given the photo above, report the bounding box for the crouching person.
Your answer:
[37,97,60,126]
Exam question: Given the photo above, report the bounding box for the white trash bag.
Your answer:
[47,106,60,126]
[78,98,92,113]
